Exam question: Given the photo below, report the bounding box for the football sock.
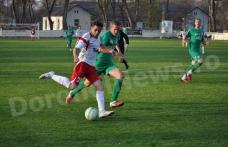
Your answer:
[51,75,71,88]
[111,79,123,102]
[69,80,85,97]
[96,91,105,112]
[187,63,202,73]
[202,46,205,54]
[181,74,187,80]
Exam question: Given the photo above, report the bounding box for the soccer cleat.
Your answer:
[65,94,74,104]
[99,110,114,118]
[39,71,55,79]
[180,78,189,84]
[180,73,190,84]
[110,101,124,108]
[187,73,192,81]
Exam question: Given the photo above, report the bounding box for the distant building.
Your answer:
[165,4,209,32]
[184,7,209,32]
[42,2,97,31]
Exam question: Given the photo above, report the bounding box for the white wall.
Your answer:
[211,33,228,40]
[67,6,91,30]
[2,30,228,40]
[43,16,63,30]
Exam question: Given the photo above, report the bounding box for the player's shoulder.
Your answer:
[199,28,204,33]
[81,32,91,40]
[188,27,194,31]
[101,31,111,37]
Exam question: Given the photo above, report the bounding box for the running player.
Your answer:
[65,27,74,51]
[181,18,206,83]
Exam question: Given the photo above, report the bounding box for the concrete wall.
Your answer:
[211,33,228,40]
[42,6,91,31]
[67,6,91,30]
[1,30,228,40]
[43,16,63,31]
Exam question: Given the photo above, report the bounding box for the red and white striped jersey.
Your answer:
[75,32,100,66]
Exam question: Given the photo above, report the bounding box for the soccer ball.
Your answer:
[85,107,98,121]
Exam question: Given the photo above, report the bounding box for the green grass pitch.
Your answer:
[0,38,228,146]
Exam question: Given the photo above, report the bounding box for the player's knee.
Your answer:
[94,80,103,91]
[117,71,124,80]
[96,85,103,91]
[191,60,196,65]
[84,80,91,87]
[68,83,76,90]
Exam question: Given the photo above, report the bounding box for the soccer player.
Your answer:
[201,33,212,55]
[65,27,74,51]
[75,26,83,41]
[181,18,206,83]
[30,27,36,40]
[117,27,130,69]
[179,29,187,47]
[118,27,129,54]
[39,21,114,118]
[67,21,125,108]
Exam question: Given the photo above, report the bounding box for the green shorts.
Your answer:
[191,55,203,65]
[95,61,117,76]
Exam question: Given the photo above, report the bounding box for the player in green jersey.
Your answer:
[181,18,206,83]
[66,21,125,108]
[65,27,75,51]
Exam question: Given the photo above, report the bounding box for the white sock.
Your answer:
[202,46,205,54]
[51,75,71,88]
[96,91,105,113]
[181,74,187,80]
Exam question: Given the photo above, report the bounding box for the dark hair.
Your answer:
[110,20,121,26]
[195,18,201,21]
[91,21,103,28]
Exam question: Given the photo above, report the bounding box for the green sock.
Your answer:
[69,80,85,97]
[187,63,202,73]
[111,79,123,102]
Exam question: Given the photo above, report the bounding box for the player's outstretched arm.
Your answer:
[98,45,114,54]
[73,48,80,63]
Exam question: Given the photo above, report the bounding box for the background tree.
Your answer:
[208,0,216,31]
[97,0,109,29]
[110,0,116,20]
[44,0,56,30]
[63,0,69,30]
[122,0,139,29]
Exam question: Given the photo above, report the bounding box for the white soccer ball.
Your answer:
[85,107,98,121]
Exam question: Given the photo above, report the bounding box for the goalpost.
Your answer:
[0,23,40,39]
